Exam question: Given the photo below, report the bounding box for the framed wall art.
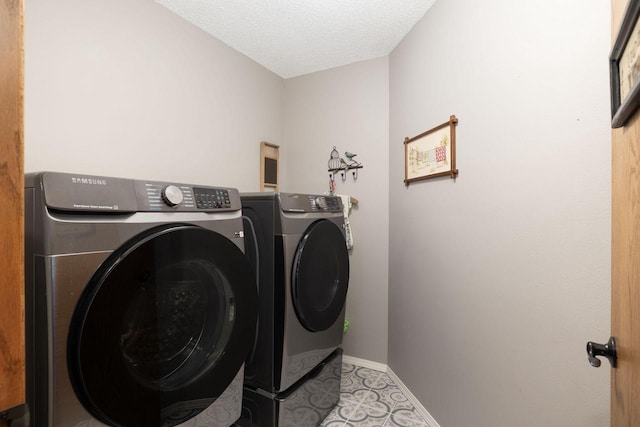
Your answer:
[611,0,640,128]
[260,141,279,191]
[404,115,459,186]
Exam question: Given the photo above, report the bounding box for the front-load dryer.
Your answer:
[240,193,349,394]
[24,172,258,427]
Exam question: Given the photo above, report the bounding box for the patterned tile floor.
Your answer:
[320,362,431,427]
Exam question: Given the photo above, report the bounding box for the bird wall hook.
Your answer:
[345,151,361,166]
[327,146,363,188]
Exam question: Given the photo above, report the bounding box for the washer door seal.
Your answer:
[291,220,349,332]
[67,224,257,427]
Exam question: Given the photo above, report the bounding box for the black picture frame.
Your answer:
[611,0,640,128]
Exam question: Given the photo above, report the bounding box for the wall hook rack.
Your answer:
[327,146,363,184]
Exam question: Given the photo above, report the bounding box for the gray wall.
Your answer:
[388,1,611,426]
[25,0,283,189]
[283,57,390,363]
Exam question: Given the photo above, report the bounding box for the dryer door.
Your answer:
[67,224,257,427]
[291,219,349,332]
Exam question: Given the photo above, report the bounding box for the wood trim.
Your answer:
[0,0,25,414]
[611,1,640,425]
[610,107,640,427]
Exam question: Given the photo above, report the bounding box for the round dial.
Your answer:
[161,185,184,207]
[315,197,328,210]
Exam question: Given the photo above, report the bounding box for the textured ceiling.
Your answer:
[155,0,437,79]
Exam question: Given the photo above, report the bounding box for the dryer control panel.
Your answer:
[278,193,343,213]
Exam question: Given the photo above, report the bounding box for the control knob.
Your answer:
[161,185,184,207]
[315,196,328,209]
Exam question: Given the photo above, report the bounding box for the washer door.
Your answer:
[67,224,257,427]
[291,220,349,332]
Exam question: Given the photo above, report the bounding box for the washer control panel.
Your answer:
[193,187,232,209]
[36,172,241,213]
[140,182,195,210]
[135,180,239,212]
[310,195,342,211]
[279,193,343,213]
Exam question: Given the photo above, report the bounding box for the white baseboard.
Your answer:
[343,355,388,372]
[343,355,441,427]
[386,367,441,427]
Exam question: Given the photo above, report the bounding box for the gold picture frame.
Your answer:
[404,115,458,186]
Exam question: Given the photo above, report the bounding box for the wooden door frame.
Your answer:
[0,0,25,424]
[611,0,640,426]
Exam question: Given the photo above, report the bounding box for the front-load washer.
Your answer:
[24,172,258,427]
[240,193,349,394]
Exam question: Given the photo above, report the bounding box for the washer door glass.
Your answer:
[67,224,257,427]
[291,220,349,332]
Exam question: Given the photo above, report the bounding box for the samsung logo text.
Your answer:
[71,177,107,186]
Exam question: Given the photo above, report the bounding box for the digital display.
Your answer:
[193,187,230,209]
